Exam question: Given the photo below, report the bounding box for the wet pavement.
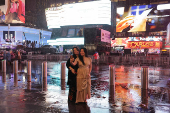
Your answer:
[0,61,170,113]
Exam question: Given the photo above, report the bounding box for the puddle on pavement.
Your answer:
[0,61,169,113]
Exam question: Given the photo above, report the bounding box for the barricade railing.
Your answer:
[23,54,170,66]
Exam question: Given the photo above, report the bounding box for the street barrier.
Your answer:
[13,60,18,74]
[27,61,31,82]
[141,66,148,90]
[61,62,66,80]
[2,73,6,83]
[42,61,47,78]
[109,65,115,103]
[141,89,148,108]
[14,73,18,87]
[27,82,31,90]
[109,65,115,86]
[24,54,170,66]
[2,60,6,73]
[42,61,47,91]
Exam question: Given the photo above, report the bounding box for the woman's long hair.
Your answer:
[72,46,80,59]
[79,48,88,65]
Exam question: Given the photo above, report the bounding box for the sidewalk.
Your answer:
[0,61,170,113]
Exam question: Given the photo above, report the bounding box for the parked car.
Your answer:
[40,45,57,54]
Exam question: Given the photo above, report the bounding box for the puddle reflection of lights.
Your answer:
[35,78,38,82]
[11,74,14,78]
[24,66,27,73]
[4,83,7,90]
[23,76,25,82]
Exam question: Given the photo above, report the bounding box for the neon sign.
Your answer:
[128,41,162,49]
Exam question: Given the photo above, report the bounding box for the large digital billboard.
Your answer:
[116,4,170,32]
[0,0,25,24]
[45,0,111,29]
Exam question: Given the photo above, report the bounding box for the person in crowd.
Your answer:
[5,0,25,23]
[10,50,15,62]
[17,50,21,63]
[0,11,5,23]
[66,47,80,103]
[93,51,99,65]
[3,50,6,60]
[70,48,92,104]
[6,51,11,65]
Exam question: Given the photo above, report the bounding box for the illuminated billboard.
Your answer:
[0,0,25,24]
[116,4,170,32]
[45,0,111,29]
[101,29,111,43]
[111,36,163,48]
[47,38,84,45]
[128,41,162,49]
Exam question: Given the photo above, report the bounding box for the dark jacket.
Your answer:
[66,56,78,86]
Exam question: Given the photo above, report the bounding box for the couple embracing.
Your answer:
[66,47,92,104]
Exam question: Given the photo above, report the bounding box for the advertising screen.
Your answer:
[45,0,111,29]
[0,0,25,24]
[101,29,111,43]
[111,36,163,48]
[116,4,170,32]
[128,41,162,49]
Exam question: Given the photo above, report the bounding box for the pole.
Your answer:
[13,60,18,87]
[42,61,47,91]
[27,82,31,90]
[109,65,115,86]
[27,61,31,82]
[13,60,18,74]
[61,62,66,90]
[14,73,18,87]
[141,66,148,89]
[2,60,6,73]
[109,65,115,103]
[8,24,10,42]
[2,72,6,83]
[141,89,148,108]
[61,79,66,90]
[61,62,66,80]
[42,61,47,78]
[39,30,40,48]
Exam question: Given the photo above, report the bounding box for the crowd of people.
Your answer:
[0,49,26,64]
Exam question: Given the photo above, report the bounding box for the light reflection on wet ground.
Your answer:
[0,61,170,113]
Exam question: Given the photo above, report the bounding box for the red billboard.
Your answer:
[128,41,162,49]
